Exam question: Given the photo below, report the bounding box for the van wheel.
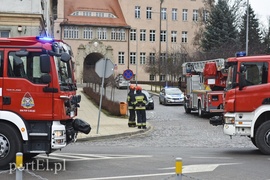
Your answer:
[255,121,270,154]
[0,123,22,169]
[198,101,204,117]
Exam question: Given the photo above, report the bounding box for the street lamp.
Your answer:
[245,0,249,55]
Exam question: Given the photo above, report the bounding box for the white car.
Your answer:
[159,87,184,105]
[115,75,130,89]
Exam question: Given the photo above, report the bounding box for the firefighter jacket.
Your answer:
[134,90,147,110]
[127,90,136,109]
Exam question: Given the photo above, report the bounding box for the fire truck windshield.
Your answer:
[54,56,74,90]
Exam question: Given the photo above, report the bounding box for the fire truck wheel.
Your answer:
[0,123,22,169]
[198,101,204,117]
[255,121,270,155]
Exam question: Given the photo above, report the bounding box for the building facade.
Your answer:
[0,0,55,37]
[54,0,206,84]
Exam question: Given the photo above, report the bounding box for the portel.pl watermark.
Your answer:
[9,158,66,174]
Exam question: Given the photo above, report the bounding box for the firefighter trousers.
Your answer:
[128,109,136,127]
[136,110,146,128]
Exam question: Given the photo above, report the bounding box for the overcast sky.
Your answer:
[249,0,269,26]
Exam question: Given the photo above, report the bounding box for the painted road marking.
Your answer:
[68,163,241,180]
[37,153,152,162]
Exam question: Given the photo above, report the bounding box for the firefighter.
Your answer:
[134,85,147,129]
[127,84,136,127]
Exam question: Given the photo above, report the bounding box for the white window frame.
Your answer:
[193,9,198,22]
[64,26,79,39]
[135,6,141,19]
[130,29,137,41]
[160,30,166,42]
[182,9,188,21]
[171,31,177,43]
[140,29,146,41]
[149,53,155,65]
[182,31,188,43]
[140,52,146,64]
[118,52,125,64]
[149,30,155,42]
[130,52,136,65]
[83,27,93,39]
[172,8,177,21]
[146,7,152,19]
[161,8,167,20]
[111,28,116,40]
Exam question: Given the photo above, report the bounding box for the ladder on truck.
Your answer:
[182,58,225,75]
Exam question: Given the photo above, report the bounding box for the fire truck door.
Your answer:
[2,51,53,120]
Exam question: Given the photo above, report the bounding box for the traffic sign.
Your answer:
[123,69,133,80]
[95,58,114,78]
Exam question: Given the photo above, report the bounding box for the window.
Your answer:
[160,75,165,81]
[119,29,126,41]
[130,52,136,64]
[83,27,93,39]
[172,8,177,21]
[160,30,166,42]
[149,30,156,42]
[8,51,46,83]
[241,62,268,86]
[146,7,152,19]
[98,28,107,40]
[118,52,125,64]
[140,52,146,64]
[161,8,167,20]
[182,9,188,21]
[160,53,166,64]
[193,9,198,21]
[64,26,79,39]
[140,29,146,41]
[111,28,116,40]
[149,53,155,65]
[182,31,187,43]
[171,31,177,43]
[130,29,137,41]
[149,74,155,81]
[0,30,9,37]
[135,6,141,18]
[203,10,209,22]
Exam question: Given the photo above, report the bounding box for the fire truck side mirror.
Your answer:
[40,54,51,73]
[60,52,71,63]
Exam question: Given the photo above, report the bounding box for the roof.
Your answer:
[63,0,129,28]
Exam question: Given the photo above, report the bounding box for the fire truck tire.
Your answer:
[198,101,204,117]
[0,123,22,170]
[255,121,270,155]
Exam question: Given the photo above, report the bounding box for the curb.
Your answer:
[77,125,153,142]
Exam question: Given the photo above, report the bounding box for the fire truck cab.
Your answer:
[0,36,90,169]
[210,52,270,154]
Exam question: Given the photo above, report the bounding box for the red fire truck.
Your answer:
[0,36,90,169]
[182,58,227,117]
[210,52,270,154]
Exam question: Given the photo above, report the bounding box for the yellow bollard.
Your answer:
[16,152,23,180]
[16,152,23,168]
[175,157,182,180]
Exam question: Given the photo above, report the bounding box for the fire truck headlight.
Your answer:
[54,130,64,137]
[224,117,235,124]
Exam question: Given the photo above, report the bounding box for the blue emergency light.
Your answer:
[236,51,246,57]
[36,36,54,42]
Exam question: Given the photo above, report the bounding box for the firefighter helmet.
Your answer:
[129,84,135,90]
[136,85,142,91]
